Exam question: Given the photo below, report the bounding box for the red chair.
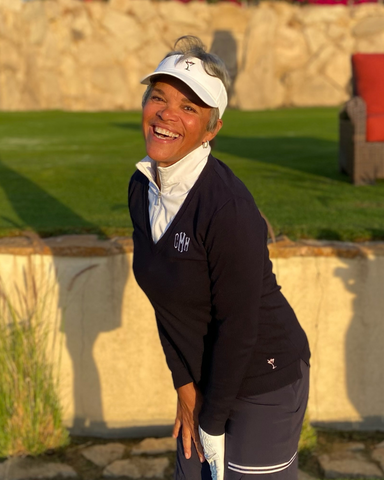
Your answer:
[339,53,384,185]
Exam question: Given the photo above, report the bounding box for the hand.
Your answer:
[198,427,225,480]
[172,382,205,463]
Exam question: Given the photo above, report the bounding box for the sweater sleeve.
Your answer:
[199,196,266,435]
[156,317,194,390]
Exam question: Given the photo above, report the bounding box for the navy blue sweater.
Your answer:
[129,154,310,435]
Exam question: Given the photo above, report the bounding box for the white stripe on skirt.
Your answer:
[228,451,297,475]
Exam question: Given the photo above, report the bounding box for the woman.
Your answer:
[129,36,310,480]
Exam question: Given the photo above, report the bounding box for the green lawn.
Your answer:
[0,109,383,241]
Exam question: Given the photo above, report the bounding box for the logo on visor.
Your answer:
[185,60,195,71]
[174,232,190,252]
[267,358,277,370]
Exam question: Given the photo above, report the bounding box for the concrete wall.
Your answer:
[1,0,384,111]
[0,235,383,437]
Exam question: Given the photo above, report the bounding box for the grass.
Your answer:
[0,109,383,241]
[0,261,69,457]
[299,413,318,458]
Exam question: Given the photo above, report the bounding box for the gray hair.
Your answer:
[142,36,230,133]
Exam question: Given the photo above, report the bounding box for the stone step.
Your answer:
[0,457,78,480]
[131,438,177,456]
[1,437,384,480]
[318,454,384,479]
[80,442,126,468]
[102,457,170,479]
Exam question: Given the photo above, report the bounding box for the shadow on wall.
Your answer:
[0,159,129,436]
[210,30,238,102]
[333,255,384,431]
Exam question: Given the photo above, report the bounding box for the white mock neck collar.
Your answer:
[136,144,211,191]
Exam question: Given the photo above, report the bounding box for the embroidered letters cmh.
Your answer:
[174,232,190,252]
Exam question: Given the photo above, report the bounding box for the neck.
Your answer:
[155,167,161,189]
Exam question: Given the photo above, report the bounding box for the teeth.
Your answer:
[154,126,180,138]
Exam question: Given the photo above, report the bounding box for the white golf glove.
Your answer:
[198,426,225,480]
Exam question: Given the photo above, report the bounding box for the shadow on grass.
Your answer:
[110,124,343,182]
[214,135,346,182]
[318,228,384,241]
[0,159,103,236]
[0,158,129,438]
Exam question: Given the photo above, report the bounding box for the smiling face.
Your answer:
[142,76,222,167]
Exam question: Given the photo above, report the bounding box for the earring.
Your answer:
[202,141,209,148]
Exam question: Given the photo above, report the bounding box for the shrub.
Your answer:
[0,261,69,457]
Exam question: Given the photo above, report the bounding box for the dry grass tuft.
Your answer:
[0,260,69,457]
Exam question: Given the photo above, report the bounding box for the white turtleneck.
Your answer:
[136,144,210,243]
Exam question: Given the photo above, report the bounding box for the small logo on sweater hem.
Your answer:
[267,358,277,369]
[174,232,190,252]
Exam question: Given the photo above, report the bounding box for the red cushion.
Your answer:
[352,53,384,142]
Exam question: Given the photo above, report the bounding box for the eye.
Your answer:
[151,95,164,102]
[184,105,197,113]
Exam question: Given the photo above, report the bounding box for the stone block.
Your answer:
[372,447,384,471]
[242,6,278,70]
[103,457,169,479]
[88,65,127,96]
[138,41,170,70]
[71,9,93,39]
[0,62,23,110]
[306,45,339,76]
[345,442,365,452]
[303,26,328,54]
[328,24,346,41]
[109,0,131,14]
[157,1,205,29]
[125,0,158,24]
[59,54,84,102]
[351,3,384,21]
[337,34,355,54]
[285,70,347,107]
[81,443,126,467]
[186,2,213,28]
[84,1,108,24]
[0,457,78,480]
[324,49,351,89]
[353,16,384,37]
[355,33,384,53]
[131,437,176,455]
[101,9,142,53]
[0,39,21,70]
[0,0,22,12]
[275,26,309,76]
[210,3,250,33]
[77,40,115,67]
[22,1,48,45]
[233,6,281,108]
[44,0,61,21]
[235,68,285,110]
[39,69,63,109]
[270,1,298,26]
[298,5,348,26]
[318,454,383,479]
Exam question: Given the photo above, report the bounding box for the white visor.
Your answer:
[141,55,228,118]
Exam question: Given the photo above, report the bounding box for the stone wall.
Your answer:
[1,0,384,111]
[1,235,384,437]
